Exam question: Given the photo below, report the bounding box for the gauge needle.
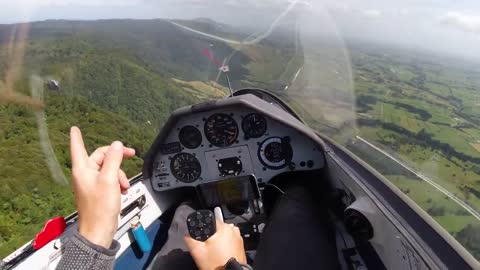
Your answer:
[225,130,235,135]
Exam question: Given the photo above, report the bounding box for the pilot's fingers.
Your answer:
[119,169,130,194]
[233,225,241,235]
[88,146,108,169]
[184,235,204,251]
[124,147,136,158]
[100,141,124,180]
[215,219,223,231]
[89,146,136,168]
[70,126,88,169]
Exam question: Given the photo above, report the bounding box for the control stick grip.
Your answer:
[187,210,216,241]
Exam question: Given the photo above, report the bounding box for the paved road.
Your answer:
[356,135,480,222]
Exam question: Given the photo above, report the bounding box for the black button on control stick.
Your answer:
[187,210,216,241]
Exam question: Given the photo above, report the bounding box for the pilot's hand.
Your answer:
[184,219,247,270]
[70,126,135,248]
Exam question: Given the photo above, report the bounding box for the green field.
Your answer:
[320,45,480,258]
[1,18,480,260]
[266,40,480,259]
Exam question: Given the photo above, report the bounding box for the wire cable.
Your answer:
[264,183,285,195]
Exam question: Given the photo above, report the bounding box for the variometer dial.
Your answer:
[242,113,267,138]
[204,113,239,147]
[170,153,201,183]
[179,125,202,149]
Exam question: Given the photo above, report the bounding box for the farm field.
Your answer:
[322,45,480,258]
[1,16,480,261]
[275,41,480,259]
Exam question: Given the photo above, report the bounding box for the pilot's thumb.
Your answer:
[101,141,124,179]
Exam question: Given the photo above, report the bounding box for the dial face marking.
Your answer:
[179,125,202,149]
[258,137,293,169]
[170,153,201,183]
[204,113,239,147]
[242,113,267,138]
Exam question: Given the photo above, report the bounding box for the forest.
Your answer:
[0,19,234,257]
[1,17,480,261]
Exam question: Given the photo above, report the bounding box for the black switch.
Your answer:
[307,160,314,168]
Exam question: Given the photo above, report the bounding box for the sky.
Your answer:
[1,0,480,60]
[319,0,480,61]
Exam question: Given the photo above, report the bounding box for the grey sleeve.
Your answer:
[56,230,120,270]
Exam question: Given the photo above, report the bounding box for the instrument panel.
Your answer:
[151,107,324,192]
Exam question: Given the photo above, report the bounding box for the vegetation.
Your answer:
[275,38,480,259]
[455,224,480,258]
[1,17,480,261]
[0,19,230,257]
[333,43,480,259]
[0,95,156,256]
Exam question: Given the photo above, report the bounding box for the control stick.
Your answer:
[187,207,223,241]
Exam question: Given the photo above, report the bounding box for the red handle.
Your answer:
[33,217,66,250]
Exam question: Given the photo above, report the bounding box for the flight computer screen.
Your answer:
[197,175,259,207]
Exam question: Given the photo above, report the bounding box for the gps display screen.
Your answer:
[197,175,259,207]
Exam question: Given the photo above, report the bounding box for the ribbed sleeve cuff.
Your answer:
[71,230,120,260]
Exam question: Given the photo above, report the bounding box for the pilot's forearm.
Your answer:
[56,230,119,270]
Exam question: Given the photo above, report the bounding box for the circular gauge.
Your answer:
[204,113,239,147]
[258,137,293,170]
[179,125,202,149]
[170,153,201,183]
[242,113,267,139]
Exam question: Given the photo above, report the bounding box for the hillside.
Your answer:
[0,95,153,256]
[0,18,244,257]
[1,17,480,260]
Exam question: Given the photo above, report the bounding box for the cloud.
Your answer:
[179,0,289,8]
[362,9,382,19]
[442,11,480,33]
[397,8,409,16]
[7,0,142,8]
